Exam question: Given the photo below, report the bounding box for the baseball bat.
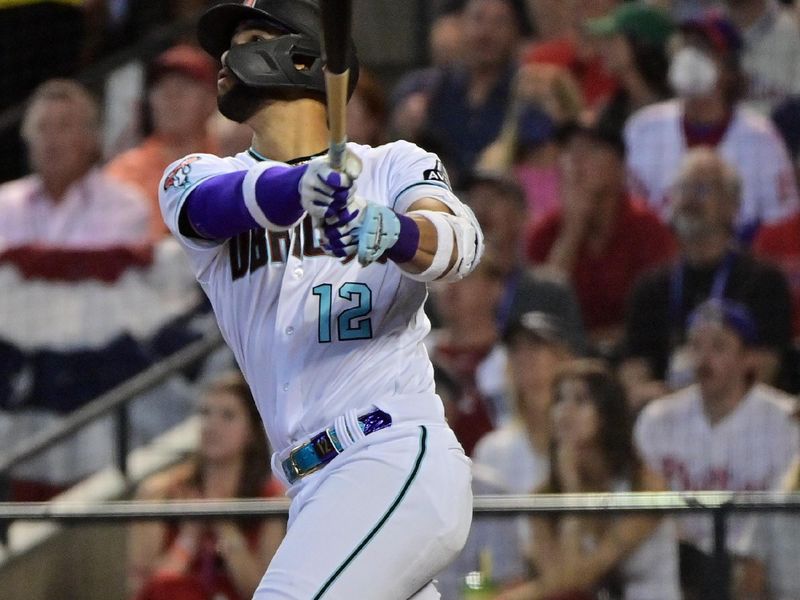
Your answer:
[320,0,353,172]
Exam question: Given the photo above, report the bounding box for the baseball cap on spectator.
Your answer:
[679,10,743,59]
[585,3,675,47]
[149,44,218,89]
[686,298,759,346]
[503,311,567,348]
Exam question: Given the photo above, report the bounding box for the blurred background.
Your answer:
[3,1,800,598]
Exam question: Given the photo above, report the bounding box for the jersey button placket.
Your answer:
[285,326,294,336]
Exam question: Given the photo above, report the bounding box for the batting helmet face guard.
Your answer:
[198,0,359,101]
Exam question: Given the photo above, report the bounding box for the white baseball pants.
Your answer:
[254,424,473,599]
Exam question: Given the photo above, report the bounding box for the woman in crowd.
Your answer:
[128,371,285,600]
[496,360,680,600]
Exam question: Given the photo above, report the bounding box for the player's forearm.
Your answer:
[394,213,456,276]
[183,164,308,240]
[379,198,482,281]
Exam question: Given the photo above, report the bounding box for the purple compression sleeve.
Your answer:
[185,164,307,239]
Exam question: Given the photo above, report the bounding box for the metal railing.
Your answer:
[3,491,800,600]
[0,321,225,500]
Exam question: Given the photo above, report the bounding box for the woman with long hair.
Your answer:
[496,360,680,600]
[128,371,284,600]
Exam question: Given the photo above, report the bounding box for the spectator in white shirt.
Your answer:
[634,298,799,598]
[625,11,799,244]
[0,79,150,250]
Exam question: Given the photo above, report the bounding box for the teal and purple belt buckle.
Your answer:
[282,409,392,483]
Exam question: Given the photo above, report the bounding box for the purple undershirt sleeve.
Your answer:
[184,164,308,239]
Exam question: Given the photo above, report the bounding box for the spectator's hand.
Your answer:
[214,521,249,561]
[556,444,582,494]
[559,154,593,240]
[515,64,582,124]
[176,520,203,553]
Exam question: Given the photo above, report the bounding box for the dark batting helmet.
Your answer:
[197,0,359,101]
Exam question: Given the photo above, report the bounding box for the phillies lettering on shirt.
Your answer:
[634,382,799,551]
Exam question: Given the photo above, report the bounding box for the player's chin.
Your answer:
[217,85,269,124]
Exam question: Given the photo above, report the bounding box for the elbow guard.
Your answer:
[404,207,484,282]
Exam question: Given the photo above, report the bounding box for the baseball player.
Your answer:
[158,1,483,599]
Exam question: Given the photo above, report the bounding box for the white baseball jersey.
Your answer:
[634,383,799,552]
[159,141,465,465]
[625,100,800,233]
[160,140,476,599]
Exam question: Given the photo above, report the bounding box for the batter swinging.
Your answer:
[158,1,483,598]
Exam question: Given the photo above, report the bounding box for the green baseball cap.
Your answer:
[585,3,675,47]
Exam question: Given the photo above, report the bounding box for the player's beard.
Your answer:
[217,83,270,123]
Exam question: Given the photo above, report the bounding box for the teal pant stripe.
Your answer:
[313,426,428,599]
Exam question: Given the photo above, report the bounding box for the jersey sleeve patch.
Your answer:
[163,155,202,191]
[422,160,451,188]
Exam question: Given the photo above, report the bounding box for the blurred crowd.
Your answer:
[3,0,800,598]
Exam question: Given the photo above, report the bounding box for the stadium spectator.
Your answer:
[475,62,581,224]
[497,359,681,600]
[0,0,89,183]
[436,311,574,597]
[727,0,800,114]
[525,118,677,355]
[463,171,586,353]
[623,148,794,402]
[105,44,218,239]
[473,311,574,493]
[625,11,799,244]
[388,2,466,143]
[0,78,150,249]
[734,457,800,599]
[421,0,530,177]
[345,68,388,147]
[128,371,285,600]
[634,298,799,598]
[522,0,619,111]
[427,258,507,455]
[585,2,676,129]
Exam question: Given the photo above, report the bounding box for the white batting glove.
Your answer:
[299,151,362,221]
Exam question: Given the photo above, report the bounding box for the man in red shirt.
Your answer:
[526,119,677,354]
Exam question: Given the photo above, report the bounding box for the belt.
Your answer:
[281,409,392,484]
